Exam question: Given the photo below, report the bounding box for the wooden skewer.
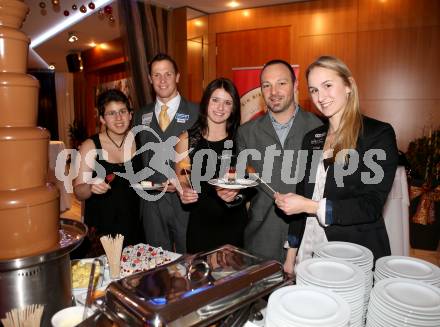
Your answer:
[184,170,194,190]
[251,173,276,194]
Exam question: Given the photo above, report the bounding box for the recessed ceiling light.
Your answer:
[30,0,113,48]
[48,64,56,70]
[227,1,240,8]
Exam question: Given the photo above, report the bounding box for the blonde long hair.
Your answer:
[306,56,363,163]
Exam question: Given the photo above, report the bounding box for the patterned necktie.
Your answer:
[159,104,170,131]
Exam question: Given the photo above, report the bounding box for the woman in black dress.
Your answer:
[175,78,248,253]
[73,89,143,257]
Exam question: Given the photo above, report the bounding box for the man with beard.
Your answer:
[134,53,198,253]
[236,59,322,263]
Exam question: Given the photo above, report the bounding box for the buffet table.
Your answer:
[48,140,71,212]
[71,245,286,326]
[382,166,410,256]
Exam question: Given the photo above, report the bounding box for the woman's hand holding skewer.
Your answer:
[274,192,318,215]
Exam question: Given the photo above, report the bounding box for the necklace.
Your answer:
[106,128,127,150]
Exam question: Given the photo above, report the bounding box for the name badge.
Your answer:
[175,113,189,124]
[142,113,153,125]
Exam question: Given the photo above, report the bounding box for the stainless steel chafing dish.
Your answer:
[86,244,287,326]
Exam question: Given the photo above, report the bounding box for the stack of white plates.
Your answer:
[313,241,374,321]
[265,285,350,327]
[296,258,365,327]
[374,256,440,287]
[366,278,440,326]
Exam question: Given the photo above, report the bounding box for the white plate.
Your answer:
[375,278,440,314]
[208,178,258,189]
[297,258,365,287]
[267,285,350,326]
[131,182,164,191]
[314,241,373,263]
[376,256,440,281]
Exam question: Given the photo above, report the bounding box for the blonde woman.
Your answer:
[274,56,398,275]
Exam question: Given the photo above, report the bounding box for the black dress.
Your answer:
[74,134,143,258]
[186,136,248,254]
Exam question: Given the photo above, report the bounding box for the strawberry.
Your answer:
[105,173,115,184]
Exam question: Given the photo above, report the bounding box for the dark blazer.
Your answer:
[133,97,199,183]
[132,96,199,253]
[236,108,322,262]
[289,116,399,260]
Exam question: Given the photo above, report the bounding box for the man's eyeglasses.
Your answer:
[104,108,129,117]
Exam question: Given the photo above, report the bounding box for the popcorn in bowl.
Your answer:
[71,259,103,290]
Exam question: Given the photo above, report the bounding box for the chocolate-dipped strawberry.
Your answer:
[227,167,237,182]
[105,173,115,184]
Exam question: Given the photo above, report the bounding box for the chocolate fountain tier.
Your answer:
[0,126,49,190]
[0,184,59,259]
[0,73,39,127]
[0,26,29,72]
[0,0,28,29]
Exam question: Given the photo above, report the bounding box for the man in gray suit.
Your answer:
[236,59,322,263]
[133,53,198,253]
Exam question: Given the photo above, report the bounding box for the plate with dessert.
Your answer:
[131,180,164,191]
[208,177,258,190]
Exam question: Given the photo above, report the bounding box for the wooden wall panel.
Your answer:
[187,16,208,40]
[296,33,357,101]
[203,0,440,150]
[361,100,440,151]
[358,0,440,31]
[187,39,203,102]
[294,0,357,36]
[357,27,440,100]
[82,38,125,73]
[216,26,291,80]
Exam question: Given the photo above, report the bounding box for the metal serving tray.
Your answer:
[101,245,286,326]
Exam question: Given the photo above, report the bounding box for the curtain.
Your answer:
[55,72,75,148]
[117,0,169,110]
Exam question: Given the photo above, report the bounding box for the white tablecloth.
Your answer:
[383,166,410,256]
[48,140,72,212]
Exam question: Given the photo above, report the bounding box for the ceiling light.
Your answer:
[98,43,109,50]
[48,64,56,70]
[89,41,97,47]
[30,0,113,48]
[67,32,78,43]
[227,1,240,8]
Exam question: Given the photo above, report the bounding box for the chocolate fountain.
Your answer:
[0,1,86,325]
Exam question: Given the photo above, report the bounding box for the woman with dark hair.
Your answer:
[175,78,247,253]
[73,89,143,257]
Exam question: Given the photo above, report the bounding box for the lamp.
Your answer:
[67,32,78,43]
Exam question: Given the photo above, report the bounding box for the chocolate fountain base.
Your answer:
[0,218,87,327]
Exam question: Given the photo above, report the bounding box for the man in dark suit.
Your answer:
[236,59,322,262]
[133,53,198,253]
